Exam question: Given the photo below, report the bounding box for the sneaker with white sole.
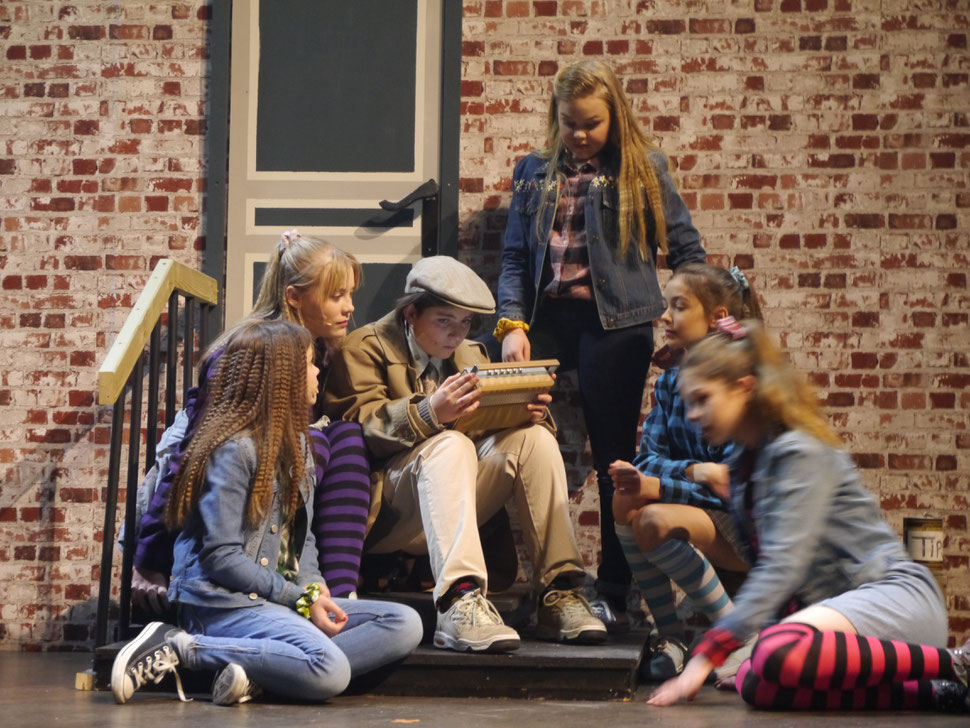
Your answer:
[211,663,261,706]
[589,597,631,634]
[714,633,758,688]
[434,590,521,653]
[111,621,189,704]
[640,634,688,682]
[535,588,608,644]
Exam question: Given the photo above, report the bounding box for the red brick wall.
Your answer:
[0,1,208,649]
[0,1,966,649]
[456,0,969,644]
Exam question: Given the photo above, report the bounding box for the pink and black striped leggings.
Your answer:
[737,622,958,710]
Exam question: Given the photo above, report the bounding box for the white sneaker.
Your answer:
[714,634,757,688]
[535,588,608,644]
[434,590,521,653]
[211,663,260,706]
[640,634,688,681]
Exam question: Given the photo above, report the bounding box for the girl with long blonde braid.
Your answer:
[111,320,421,707]
[648,319,968,713]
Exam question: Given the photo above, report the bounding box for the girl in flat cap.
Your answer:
[326,256,607,653]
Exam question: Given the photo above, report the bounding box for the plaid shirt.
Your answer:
[541,157,597,300]
[631,366,733,509]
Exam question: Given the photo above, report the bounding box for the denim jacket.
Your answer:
[718,430,913,644]
[168,436,322,610]
[497,149,706,330]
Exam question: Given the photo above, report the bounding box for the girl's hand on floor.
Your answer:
[647,655,713,706]
[502,328,531,362]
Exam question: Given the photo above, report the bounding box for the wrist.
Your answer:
[296,582,322,618]
[494,318,529,343]
[686,464,695,481]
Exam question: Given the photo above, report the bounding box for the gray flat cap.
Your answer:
[405,255,496,314]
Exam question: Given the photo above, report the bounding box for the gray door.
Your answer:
[224,0,458,328]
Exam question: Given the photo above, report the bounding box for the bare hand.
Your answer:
[430,371,482,424]
[647,655,713,706]
[608,460,661,500]
[132,567,170,615]
[526,391,552,424]
[502,328,530,362]
[309,588,348,638]
[691,462,730,501]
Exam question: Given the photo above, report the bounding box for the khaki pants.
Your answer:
[368,426,585,603]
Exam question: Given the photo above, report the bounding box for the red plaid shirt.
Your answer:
[541,156,599,300]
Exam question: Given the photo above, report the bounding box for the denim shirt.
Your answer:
[716,430,911,645]
[168,436,322,610]
[497,149,706,330]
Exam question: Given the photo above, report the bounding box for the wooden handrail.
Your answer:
[98,259,218,405]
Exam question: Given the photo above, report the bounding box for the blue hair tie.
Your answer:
[729,266,749,292]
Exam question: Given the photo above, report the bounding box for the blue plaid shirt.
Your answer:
[632,366,733,508]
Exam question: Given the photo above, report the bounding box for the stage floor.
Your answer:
[4,650,967,728]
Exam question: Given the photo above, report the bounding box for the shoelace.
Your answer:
[129,645,190,702]
[451,592,503,627]
[543,589,593,615]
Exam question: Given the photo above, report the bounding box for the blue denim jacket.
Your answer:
[168,436,322,609]
[497,150,706,330]
[717,430,918,644]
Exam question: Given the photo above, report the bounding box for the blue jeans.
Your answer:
[177,598,422,701]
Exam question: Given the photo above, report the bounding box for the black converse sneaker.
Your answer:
[111,621,189,704]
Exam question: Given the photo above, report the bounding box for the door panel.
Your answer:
[226,0,444,328]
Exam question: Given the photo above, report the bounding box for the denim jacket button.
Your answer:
[249,592,258,600]
[260,557,269,567]
[597,278,606,287]
[271,524,278,534]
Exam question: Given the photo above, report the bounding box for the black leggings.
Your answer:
[533,299,654,596]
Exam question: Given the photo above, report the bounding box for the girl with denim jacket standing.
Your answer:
[496,60,707,627]
[647,319,967,713]
[111,320,422,706]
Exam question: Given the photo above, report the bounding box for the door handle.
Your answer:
[380,179,439,211]
[380,179,439,257]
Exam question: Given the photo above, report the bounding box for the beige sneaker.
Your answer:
[535,588,608,644]
[434,590,521,653]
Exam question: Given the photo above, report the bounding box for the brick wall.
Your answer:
[0,0,966,650]
[456,0,969,644]
[0,1,208,649]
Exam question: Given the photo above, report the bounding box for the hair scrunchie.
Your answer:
[729,265,749,292]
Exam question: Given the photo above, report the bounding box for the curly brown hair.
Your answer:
[165,319,314,529]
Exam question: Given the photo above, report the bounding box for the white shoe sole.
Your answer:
[433,630,521,653]
[111,621,169,705]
